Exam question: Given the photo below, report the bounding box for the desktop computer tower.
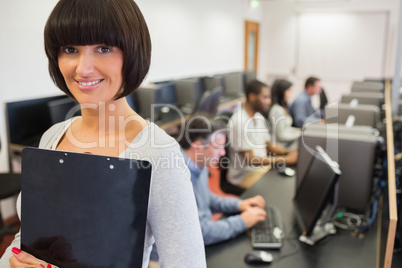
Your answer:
[296,128,379,211]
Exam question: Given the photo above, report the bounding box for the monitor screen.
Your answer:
[47,97,81,125]
[293,146,341,237]
[6,95,67,147]
[154,82,177,106]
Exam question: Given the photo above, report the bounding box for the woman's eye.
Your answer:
[97,47,112,54]
[63,47,77,54]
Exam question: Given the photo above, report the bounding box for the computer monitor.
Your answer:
[244,70,257,87]
[341,92,384,106]
[293,146,341,245]
[47,97,81,125]
[135,82,179,120]
[325,103,380,128]
[203,76,225,93]
[6,95,68,148]
[174,78,203,114]
[219,72,245,97]
[297,127,378,211]
[351,81,384,93]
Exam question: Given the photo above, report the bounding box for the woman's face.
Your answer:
[58,44,124,105]
[284,87,293,104]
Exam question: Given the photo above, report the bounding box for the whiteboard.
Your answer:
[296,12,388,80]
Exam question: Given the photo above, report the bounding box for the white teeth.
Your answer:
[78,80,101,86]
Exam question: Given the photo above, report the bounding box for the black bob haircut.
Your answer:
[44,0,152,100]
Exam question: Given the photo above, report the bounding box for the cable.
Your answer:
[274,222,300,263]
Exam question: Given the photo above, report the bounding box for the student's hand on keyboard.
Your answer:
[238,195,266,211]
[240,207,267,228]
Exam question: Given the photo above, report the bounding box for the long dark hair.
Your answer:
[271,79,292,107]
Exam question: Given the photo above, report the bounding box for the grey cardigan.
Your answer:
[0,119,206,268]
[268,104,301,148]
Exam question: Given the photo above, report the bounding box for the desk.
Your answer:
[206,170,379,268]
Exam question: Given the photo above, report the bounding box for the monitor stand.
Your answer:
[299,180,340,246]
[299,221,336,246]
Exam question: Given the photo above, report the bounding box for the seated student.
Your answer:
[268,79,301,150]
[289,76,324,127]
[228,80,298,189]
[149,115,267,266]
[178,115,267,245]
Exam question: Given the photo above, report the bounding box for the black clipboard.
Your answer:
[21,147,152,268]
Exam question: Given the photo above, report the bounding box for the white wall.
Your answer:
[260,0,401,104]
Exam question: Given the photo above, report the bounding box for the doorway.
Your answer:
[244,20,259,71]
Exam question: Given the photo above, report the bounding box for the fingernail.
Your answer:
[11,247,21,255]
[47,264,52,268]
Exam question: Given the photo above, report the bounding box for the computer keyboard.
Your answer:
[251,205,284,249]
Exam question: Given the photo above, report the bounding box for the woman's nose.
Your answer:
[76,53,95,76]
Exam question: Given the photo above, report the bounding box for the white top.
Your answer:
[228,109,270,185]
[268,104,301,148]
[0,118,206,268]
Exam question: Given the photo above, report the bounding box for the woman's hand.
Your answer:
[9,247,58,268]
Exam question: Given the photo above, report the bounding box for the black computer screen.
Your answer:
[293,147,341,236]
[154,82,177,105]
[47,97,81,125]
[6,95,67,147]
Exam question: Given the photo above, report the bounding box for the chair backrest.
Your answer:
[196,89,213,114]
[219,142,244,196]
[208,86,223,115]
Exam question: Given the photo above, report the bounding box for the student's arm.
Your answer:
[200,207,266,245]
[208,192,242,215]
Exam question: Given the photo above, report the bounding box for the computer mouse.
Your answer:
[244,250,273,264]
[278,167,295,177]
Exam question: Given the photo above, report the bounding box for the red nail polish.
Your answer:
[47,264,52,268]
[11,247,21,255]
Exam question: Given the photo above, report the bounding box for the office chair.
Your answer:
[197,89,213,114]
[0,138,21,242]
[219,144,244,196]
[208,86,223,115]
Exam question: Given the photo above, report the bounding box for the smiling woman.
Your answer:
[57,45,124,105]
[0,0,206,267]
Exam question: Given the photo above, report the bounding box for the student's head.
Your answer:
[244,80,271,114]
[44,0,151,100]
[304,77,321,96]
[271,79,293,107]
[178,115,226,167]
